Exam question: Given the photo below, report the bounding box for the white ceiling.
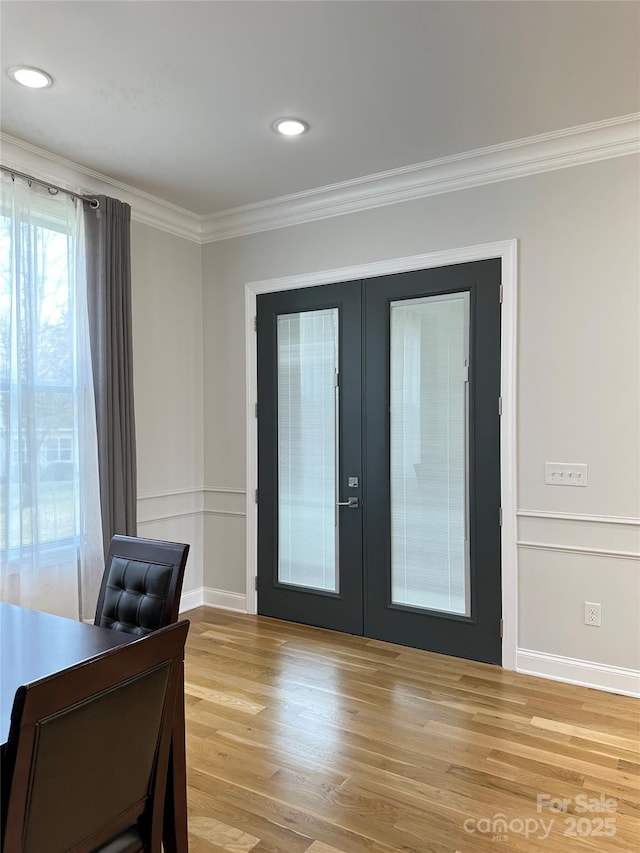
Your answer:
[1,1,638,216]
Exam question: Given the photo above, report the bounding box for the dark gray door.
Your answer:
[257,281,364,634]
[363,261,502,663]
[257,259,502,664]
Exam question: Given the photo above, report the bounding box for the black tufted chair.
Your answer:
[94,535,190,637]
[2,620,189,853]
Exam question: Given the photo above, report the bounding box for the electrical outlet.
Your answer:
[545,462,588,487]
[584,602,601,627]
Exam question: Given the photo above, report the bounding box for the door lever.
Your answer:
[337,497,359,508]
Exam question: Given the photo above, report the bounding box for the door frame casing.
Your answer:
[244,239,518,669]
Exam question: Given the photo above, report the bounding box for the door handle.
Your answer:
[337,497,359,508]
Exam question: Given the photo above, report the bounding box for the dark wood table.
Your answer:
[0,601,188,852]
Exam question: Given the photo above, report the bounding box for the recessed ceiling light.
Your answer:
[272,117,309,137]
[7,66,53,89]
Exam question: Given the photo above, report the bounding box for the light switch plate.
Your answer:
[545,462,588,487]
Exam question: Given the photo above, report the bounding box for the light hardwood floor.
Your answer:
[182,608,639,853]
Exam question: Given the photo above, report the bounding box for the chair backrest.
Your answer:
[94,535,190,636]
[1,620,189,853]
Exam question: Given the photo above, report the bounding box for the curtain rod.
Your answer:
[1,165,100,209]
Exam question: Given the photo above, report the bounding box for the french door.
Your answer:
[256,260,502,664]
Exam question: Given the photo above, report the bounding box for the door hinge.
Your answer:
[255,489,259,504]
[498,396,503,416]
[499,284,504,304]
[255,576,258,591]
[253,315,257,332]
[254,402,258,419]
[334,371,339,388]
[499,507,503,526]
[463,358,469,383]
[500,618,504,638]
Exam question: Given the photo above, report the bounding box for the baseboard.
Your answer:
[203,587,247,612]
[180,586,247,614]
[179,587,204,613]
[517,648,640,698]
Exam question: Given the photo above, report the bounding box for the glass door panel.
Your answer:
[390,293,470,615]
[257,281,363,636]
[276,309,339,592]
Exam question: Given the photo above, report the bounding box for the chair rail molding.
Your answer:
[203,487,247,495]
[138,487,205,501]
[137,486,248,524]
[517,510,640,526]
[245,239,518,670]
[138,512,201,526]
[517,541,640,561]
[202,510,247,518]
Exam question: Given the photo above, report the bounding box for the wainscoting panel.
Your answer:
[203,498,247,597]
[203,487,247,517]
[518,510,640,555]
[515,510,639,695]
[137,487,204,525]
[137,486,248,613]
[136,487,204,602]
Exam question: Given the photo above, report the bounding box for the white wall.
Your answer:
[201,155,640,689]
[130,222,204,597]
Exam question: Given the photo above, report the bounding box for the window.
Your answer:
[0,175,103,619]
[0,199,77,548]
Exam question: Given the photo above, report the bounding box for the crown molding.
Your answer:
[201,113,640,242]
[0,132,202,243]
[3,113,638,245]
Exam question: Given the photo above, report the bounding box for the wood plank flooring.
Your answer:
[182,608,639,853]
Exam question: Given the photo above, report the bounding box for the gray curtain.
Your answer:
[84,196,137,549]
